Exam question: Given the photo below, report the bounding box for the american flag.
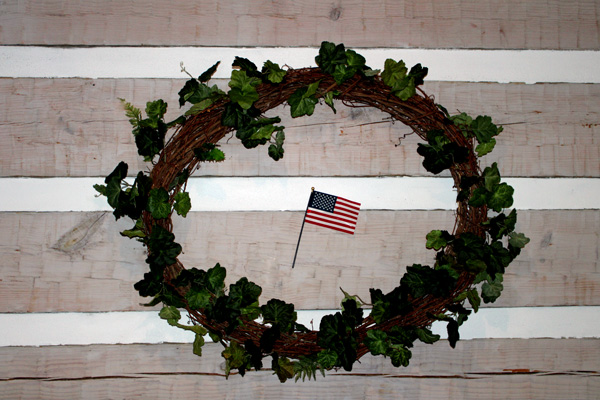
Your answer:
[304,190,361,235]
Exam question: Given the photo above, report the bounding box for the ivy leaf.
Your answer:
[134,271,163,298]
[447,319,460,348]
[145,99,167,127]
[481,274,504,303]
[472,115,502,144]
[232,56,260,77]
[415,327,440,344]
[222,341,249,378]
[323,90,340,114]
[466,289,481,312]
[194,143,225,162]
[476,138,496,156]
[288,84,320,118]
[120,218,146,240]
[205,263,226,296]
[388,344,412,367]
[268,130,285,161]
[392,76,416,101]
[192,333,205,356]
[147,188,171,219]
[146,225,182,268]
[221,102,261,128]
[317,349,338,369]
[381,59,407,88]
[261,299,297,333]
[426,230,451,250]
[365,330,389,356]
[229,277,262,310]
[488,183,514,212]
[198,61,221,82]
[468,187,488,208]
[185,287,212,310]
[486,209,517,240]
[315,41,347,75]
[509,232,530,249]
[262,60,286,83]
[159,305,181,322]
[135,123,166,161]
[228,70,261,109]
[483,163,501,192]
[408,63,428,86]
[345,49,366,69]
[173,191,191,217]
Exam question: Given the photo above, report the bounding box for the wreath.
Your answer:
[94,42,529,382]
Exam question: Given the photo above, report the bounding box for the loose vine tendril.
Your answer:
[94,41,529,382]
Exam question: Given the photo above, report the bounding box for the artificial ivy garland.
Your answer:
[95,42,530,382]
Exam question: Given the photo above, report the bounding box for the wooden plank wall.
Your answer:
[1,1,599,398]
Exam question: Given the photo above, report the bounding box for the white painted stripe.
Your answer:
[0,47,599,83]
[1,177,598,212]
[0,307,598,347]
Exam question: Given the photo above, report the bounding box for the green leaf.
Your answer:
[481,274,504,303]
[120,218,146,240]
[388,344,412,367]
[472,115,502,144]
[147,188,171,219]
[135,123,166,161]
[465,259,487,274]
[288,85,319,118]
[134,272,163,298]
[205,263,226,296]
[274,356,295,383]
[184,98,214,116]
[447,319,460,348]
[145,225,182,268]
[509,232,530,249]
[317,349,338,370]
[262,60,286,83]
[468,187,488,208]
[483,162,501,192]
[159,305,181,322]
[415,327,440,344]
[185,287,212,310]
[198,61,221,82]
[232,56,260,77]
[381,59,407,88]
[194,143,226,162]
[222,341,249,378]
[323,90,339,114]
[364,330,389,356]
[486,209,518,240]
[261,299,297,333]
[345,49,366,69]
[392,76,416,101]
[173,191,191,217]
[315,41,347,75]
[267,130,285,161]
[488,183,515,212]
[192,333,205,356]
[426,230,451,250]
[228,277,262,309]
[145,99,167,127]
[476,138,496,156]
[228,70,261,109]
[408,63,428,86]
[466,289,481,312]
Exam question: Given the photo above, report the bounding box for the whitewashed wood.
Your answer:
[1,210,598,312]
[0,340,598,400]
[1,0,598,49]
[2,307,600,347]
[4,177,599,212]
[1,79,599,178]
[2,47,600,83]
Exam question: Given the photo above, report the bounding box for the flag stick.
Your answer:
[292,187,314,268]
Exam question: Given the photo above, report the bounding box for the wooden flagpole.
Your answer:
[291,187,314,268]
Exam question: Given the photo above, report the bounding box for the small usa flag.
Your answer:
[304,191,361,235]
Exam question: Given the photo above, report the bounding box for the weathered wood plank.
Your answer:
[1,0,598,49]
[1,78,599,177]
[0,340,598,399]
[1,210,598,312]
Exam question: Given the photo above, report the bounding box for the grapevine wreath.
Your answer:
[95,42,529,382]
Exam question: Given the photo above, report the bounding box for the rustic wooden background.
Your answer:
[1,1,599,398]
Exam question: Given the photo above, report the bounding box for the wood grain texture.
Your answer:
[1,78,599,177]
[1,0,599,49]
[0,340,598,399]
[1,210,598,312]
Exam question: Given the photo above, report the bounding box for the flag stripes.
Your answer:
[304,191,361,235]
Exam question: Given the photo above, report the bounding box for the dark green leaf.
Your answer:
[194,143,226,162]
[232,56,260,77]
[315,41,347,75]
[415,327,440,344]
[177,79,199,107]
[229,277,262,309]
[261,299,296,333]
[228,70,261,109]
[364,330,389,355]
[509,232,530,249]
[185,287,212,310]
[481,274,504,303]
[145,99,167,127]
[466,289,481,312]
[388,344,412,367]
[147,188,171,219]
[205,263,226,296]
[134,271,163,297]
[317,349,338,369]
[408,63,428,86]
[486,209,518,240]
[135,123,166,161]
[472,115,502,144]
[483,162,501,192]
[447,319,460,348]
[288,85,319,118]
[488,183,514,212]
[146,225,182,268]
[198,61,221,82]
